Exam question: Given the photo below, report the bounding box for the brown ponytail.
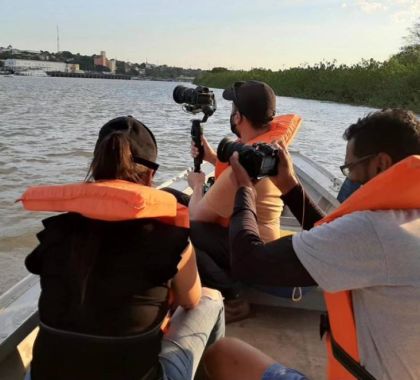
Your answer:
[72,120,156,303]
[75,131,151,302]
[86,131,150,184]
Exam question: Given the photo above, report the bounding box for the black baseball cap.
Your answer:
[95,116,158,171]
[222,80,276,124]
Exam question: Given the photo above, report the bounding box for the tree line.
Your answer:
[195,20,420,113]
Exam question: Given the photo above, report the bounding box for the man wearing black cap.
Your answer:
[188,80,285,322]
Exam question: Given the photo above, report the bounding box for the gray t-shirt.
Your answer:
[293,209,420,380]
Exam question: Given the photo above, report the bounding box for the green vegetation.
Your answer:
[195,21,420,113]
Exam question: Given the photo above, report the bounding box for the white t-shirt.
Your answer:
[293,209,420,380]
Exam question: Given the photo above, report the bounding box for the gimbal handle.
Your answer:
[191,119,204,172]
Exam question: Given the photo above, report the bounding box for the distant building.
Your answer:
[93,51,116,73]
[39,52,51,61]
[0,45,12,53]
[4,59,67,72]
[94,51,107,67]
[108,59,116,73]
[20,49,41,54]
[0,46,40,55]
[67,63,80,73]
[177,75,195,82]
[0,45,19,54]
[3,59,82,74]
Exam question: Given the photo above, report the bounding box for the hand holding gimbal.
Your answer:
[190,135,217,166]
[191,120,204,172]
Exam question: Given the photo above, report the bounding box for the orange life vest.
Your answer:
[214,114,302,179]
[315,155,420,379]
[19,179,189,228]
[20,179,190,335]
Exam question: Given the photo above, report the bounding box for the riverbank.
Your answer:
[47,71,131,80]
[195,53,420,113]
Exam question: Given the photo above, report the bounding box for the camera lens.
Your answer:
[217,137,233,162]
[217,138,250,163]
[173,85,197,105]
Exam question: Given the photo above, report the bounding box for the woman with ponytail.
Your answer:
[23,116,224,380]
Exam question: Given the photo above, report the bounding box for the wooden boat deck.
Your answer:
[227,304,326,379]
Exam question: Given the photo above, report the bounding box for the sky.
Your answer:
[1,0,419,70]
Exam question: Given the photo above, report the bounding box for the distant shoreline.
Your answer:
[46,71,131,80]
[0,71,194,82]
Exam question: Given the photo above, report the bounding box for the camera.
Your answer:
[173,85,217,118]
[173,85,217,172]
[217,138,279,179]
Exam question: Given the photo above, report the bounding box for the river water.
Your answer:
[0,76,377,294]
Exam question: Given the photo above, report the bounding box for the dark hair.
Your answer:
[86,130,151,184]
[232,103,271,130]
[343,108,420,163]
[75,127,154,303]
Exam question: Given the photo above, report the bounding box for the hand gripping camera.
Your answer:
[217,137,279,179]
[173,85,217,172]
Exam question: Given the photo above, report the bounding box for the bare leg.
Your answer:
[203,337,276,380]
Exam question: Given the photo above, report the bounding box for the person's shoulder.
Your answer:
[317,209,420,239]
[301,211,374,238]
[41,212,85,233]
[364,209,420,222]
[206,167,235,194]
[361,209,420,237]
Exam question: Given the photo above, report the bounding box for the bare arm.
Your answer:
[187,171,221,222]
[171,242,202,309]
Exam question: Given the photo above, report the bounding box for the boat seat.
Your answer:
[27,322,163,380]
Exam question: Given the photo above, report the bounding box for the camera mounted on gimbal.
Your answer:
[173,85,217,172]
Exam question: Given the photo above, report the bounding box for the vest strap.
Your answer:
[320,314,377,380]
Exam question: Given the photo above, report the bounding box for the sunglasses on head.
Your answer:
[133,156,159,173]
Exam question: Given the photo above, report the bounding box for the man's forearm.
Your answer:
[229,187,316,287]
[207,151,217,166]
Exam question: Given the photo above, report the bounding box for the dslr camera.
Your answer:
[173,85,217,120]
[217,138,279,179]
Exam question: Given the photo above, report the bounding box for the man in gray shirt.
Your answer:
[202,109,420,380]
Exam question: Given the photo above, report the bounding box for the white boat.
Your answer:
[0,150,341,379]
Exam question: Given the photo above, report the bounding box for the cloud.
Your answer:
[345,0,420,19]
[356,0,388,13]
[391,0,420,22]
